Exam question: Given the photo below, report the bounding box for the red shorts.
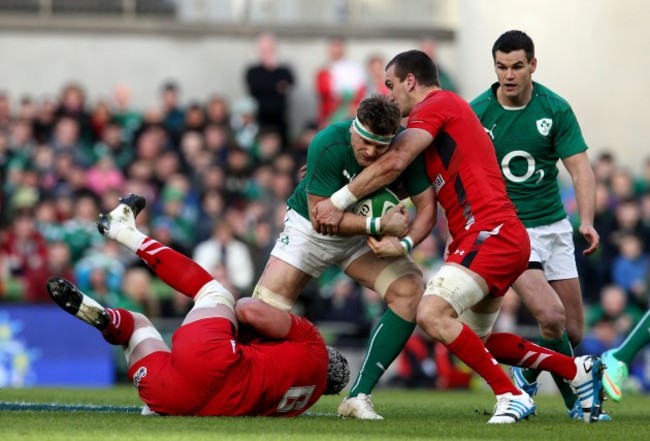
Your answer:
[446,216,529,296]
[128,318,240,415]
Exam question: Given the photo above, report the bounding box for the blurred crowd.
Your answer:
[0,34,454,322]
[1,33,649,388]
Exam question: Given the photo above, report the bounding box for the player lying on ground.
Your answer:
[46,194,349,417]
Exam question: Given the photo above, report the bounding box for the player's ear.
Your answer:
[406,73,416,91]
[529,57,537,73]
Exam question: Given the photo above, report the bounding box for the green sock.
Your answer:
[613,310,650,365]
[522,331,577,409]
[348,308,415,397]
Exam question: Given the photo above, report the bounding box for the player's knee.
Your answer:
[384,274,424,312]
[415,316,445,343]
[415,297,451,341]
[132,312,153,329]
[537,303,566,338]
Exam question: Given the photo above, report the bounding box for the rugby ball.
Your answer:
[353,187,400,217]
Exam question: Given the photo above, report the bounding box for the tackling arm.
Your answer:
[312,128,433,234]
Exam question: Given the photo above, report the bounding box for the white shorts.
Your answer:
[527,217,578,281]
[270,209,370,278]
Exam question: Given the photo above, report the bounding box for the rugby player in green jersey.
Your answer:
[471,30,603,421]
[254,94,437,419]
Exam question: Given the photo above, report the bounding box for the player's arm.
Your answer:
[312,128,433,235]
[562,151,600,255]
[307,192,408,238]
[235,297,291,339]
[404,187,437,246]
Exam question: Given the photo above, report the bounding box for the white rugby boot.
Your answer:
[487,392,536,424]
[569,355,605,423]
[337,394,384,420]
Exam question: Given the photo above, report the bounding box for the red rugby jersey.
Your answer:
[198,315,328,417]
[408,90,517,237]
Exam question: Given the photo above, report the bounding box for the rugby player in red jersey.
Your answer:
[46,194,349,417]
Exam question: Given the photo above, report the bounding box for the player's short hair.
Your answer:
[492,30,535,62]
[386,50,439,88]
[356,94,401,139]
[324,346,350,395]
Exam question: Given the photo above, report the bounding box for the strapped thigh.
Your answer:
[373,258,422,298]
[424,264,484,316]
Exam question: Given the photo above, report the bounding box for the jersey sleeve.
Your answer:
[554,105,589,159]
[407,93,445,137]
[400,153,431,196]
[285,315,318,342]
[303,125,348,198]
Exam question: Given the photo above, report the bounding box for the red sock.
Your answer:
[485,333,577,380]
[102,308,134,345]
[445,324,519,396]
[136,236,214,299]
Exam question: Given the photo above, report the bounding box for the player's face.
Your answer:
[494,49,537,106]
[384,65,413,117]
[349,127,390,167]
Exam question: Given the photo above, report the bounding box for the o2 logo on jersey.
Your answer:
[501,150,545,184]
[276,385,315,413]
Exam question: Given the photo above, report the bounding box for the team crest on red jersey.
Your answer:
[133,366,147,389]
[432,174,446,194]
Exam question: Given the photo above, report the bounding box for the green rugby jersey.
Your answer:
[470,82,588,228]
[288,121,431,220]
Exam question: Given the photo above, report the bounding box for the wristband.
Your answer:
[400,236,414,254]
[365,217,381,235]
[330,185,358,211]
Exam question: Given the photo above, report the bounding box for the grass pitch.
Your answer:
[1,387,649,440]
